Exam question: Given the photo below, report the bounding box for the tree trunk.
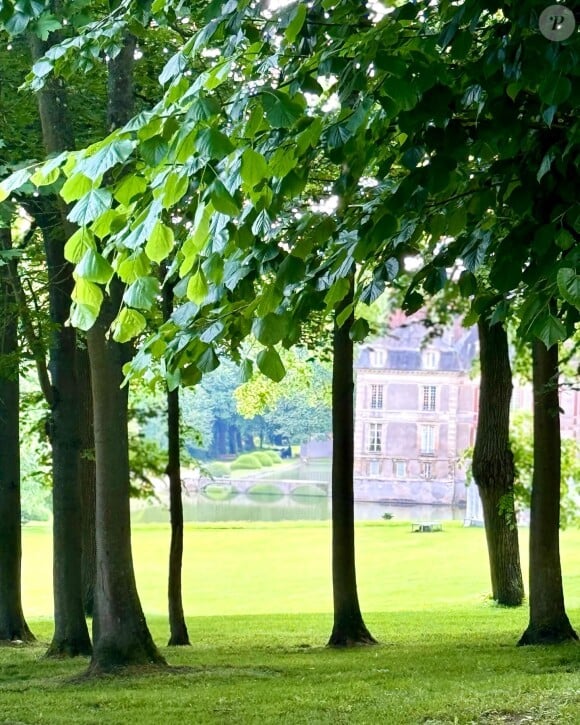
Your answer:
[88,287,166,672]
[472,319,524,607]
[0,226,34,643]
[327,285,376,647]
[78,345,96,618]
[518,340,578,645]
[85,33,165,673]
[29,31,91,657]
[163,279,190,647]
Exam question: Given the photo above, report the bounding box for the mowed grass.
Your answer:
[1,521,578,724]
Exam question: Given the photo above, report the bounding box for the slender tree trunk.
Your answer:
[328,284,376,647]
[78,345,96,618]
[163,279,190,646]
[472,319,524,606]
[29,30,91,656]
[86,33,165,673]
[0,227,34,643]
[518,341,578,645]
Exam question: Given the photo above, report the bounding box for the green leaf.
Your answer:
[197,346,220,373]
[145,222,174,263]
[72,278,103,309]
[324,278,350,310]
[123,276,160,310]
[114,174,147,205]
[117,252,151,284]
[537,149,556,183]
[533,314,566,349]
[112,308,147,343]
[69,302,99,332]
[263,91,304,129]
[199,321,224,344]
[251,209,271,236]
[30,164,59,187]
[60,173,93,203]
[252,313,287,346]
[349,318,369,342]
[539,77,572,106]
[0,167,32,202]
[186,270,209,304]
[162,171,189,208]
[557,268,580,309]
[458,271,478,298]
[68,188,112,225]
[79,139,135,180]
[241,148,270,189]
[76,249,113,284]
[196,128,235,159]
[382,78,418,111]
[64,228,96,264]
[239,358,253,383]
[209,179,240,216]
[285,3,307,43]
[256,347,286,382]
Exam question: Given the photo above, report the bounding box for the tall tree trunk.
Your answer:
[163,279,190,647]
[29,29,91,657]
[0,226,34,643]
[88,288,165,672]
[86,33,165,673]
[328,284,376,647]
[518,341,578,645]
[472,319,524,606]
[78,345,96,618]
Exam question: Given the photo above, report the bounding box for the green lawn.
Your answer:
[2,521,578,724]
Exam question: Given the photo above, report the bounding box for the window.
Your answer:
[422,462,433,480]
[369,460,381,477]
[422,350,438,370]
[370,384,384,410]
[370,349,386,367]
[394,460,407,478]
[367,423,382,453]
[420,425,436,455]
[422,385,437,411]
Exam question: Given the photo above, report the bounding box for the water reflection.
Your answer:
[133,458,465,524]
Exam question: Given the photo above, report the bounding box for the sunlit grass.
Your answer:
[9,522,579,723]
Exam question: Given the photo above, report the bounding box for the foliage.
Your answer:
[510,411,579,528]
[253,451,274,467]
[204,461,230,478]
[230,453,263,471]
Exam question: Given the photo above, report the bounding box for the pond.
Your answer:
[132,460,466,524]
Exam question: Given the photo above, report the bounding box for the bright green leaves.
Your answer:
[284,3,307,43]
[252,313,288,346]
[208,179,240,216]
[68,188,113,225]
[240,149,270,189]
[256,347,286,382]
[0,167,32,202]
[123,276,160,310]
[70,278,103,331]
[196,128,234,159]
[112,308,147,343]
[187,269,209,304]
[77,139,135,180]
[64,229,96,264]
[61,173,94,203]
[76,249,114,284]
[145,222,174,264]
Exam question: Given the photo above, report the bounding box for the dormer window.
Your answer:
[369,349,386,368]
[422,350,438,370]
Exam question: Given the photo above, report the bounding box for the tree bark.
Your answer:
[518,340,578,645]
[472,319,524,607]
[78,345,96,618]
[327,283,376,647]
[86,33,165,673]
[163,279,190,647]
[0,226,34,643]
[88,286,166,672]
[29,29,92,657]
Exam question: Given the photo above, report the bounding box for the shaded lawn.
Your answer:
[7,522,579,723]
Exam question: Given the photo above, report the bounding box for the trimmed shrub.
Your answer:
[262,450,283,465]
[203,484,234,501]
[230,453,263,471]
[206,461,231,478]
[253,451,274,467]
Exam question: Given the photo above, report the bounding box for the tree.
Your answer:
[518,341,578,645]
[0,222,34,643]
[471,317,524,606]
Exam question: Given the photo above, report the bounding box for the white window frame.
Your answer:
[422,350,438,370]
[369,460,381,477]
[420,425,436,455]
[370,349,386,368]
[367,423,382,453]
[422,385,437,411]
[422,462,433,480]
[394,460,407,478]
[370,384,384,410]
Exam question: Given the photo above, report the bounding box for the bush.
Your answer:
[205,461,231,478]
[230,453,263,471]
[290,484,325,498]
[203,484,234,501]
[262,450,283,465]
[253,451,274,467]
[382,512,394,520]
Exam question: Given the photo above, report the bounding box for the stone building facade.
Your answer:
[354,316,580,506]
